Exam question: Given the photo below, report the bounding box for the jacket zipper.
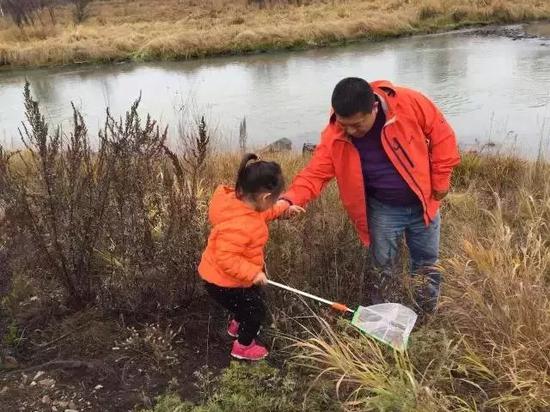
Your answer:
[384,133,429,219]
[392,138,415,169]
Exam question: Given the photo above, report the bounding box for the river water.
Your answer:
[1,26,550,154]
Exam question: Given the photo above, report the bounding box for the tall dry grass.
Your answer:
[1,0,549,67]
[291,153,550,411]
[1,83,212,312]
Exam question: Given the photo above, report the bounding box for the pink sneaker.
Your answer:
[231,340,268,361]
[227,319,239,338]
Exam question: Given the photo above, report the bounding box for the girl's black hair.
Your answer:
[235,153,284,200]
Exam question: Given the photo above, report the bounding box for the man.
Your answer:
[281,78,460,312]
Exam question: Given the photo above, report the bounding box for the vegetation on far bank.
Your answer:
[0,84,549,411]
[1,0,550,69]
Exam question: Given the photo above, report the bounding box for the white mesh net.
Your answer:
[351,303,417,351]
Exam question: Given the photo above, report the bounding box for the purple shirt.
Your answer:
[351,99,420,206]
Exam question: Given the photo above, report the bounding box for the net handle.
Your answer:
[267,280,354,313]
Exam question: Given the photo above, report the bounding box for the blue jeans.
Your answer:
[367,197,441,309]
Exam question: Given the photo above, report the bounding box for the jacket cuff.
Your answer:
[279,196,293,206]
[431,174,452,192]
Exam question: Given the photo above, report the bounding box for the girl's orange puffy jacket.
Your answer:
[283,80,461,246]
[198,185,288,288]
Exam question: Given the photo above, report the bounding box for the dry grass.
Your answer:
[291,317,453,411]
[0,0,549,68]
[440,160,550,410]
[291,153,550,411]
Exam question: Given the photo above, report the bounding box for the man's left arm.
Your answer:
[413,91,461,200]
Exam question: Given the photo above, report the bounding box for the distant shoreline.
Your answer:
[0,0,549,70]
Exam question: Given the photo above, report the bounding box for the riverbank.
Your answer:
[0,0,549,69]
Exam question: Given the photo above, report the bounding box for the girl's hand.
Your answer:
[253,271,268,286]
[288,205,306,216]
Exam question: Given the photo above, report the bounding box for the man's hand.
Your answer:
[432,190,448,201]
[275,199,290,210]
[253,271,268,286]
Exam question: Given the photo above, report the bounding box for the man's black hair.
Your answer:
[331,77,375,117]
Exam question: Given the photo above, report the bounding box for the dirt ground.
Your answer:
[0,297,238,412]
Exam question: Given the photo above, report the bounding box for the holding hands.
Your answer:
[276,199,305,220]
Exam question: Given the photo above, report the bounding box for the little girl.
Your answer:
[198,153,302,361]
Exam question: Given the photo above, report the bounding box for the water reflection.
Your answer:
[0,31,549,154]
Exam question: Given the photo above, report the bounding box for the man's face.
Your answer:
[335,103,379,139]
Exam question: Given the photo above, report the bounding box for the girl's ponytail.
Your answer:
[235,153,284,200]
[236,153,259,193]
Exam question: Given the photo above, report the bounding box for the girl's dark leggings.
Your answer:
[204,281,266,346]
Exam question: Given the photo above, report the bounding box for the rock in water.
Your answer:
[302,143,317,156]
[261,138,292,153]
